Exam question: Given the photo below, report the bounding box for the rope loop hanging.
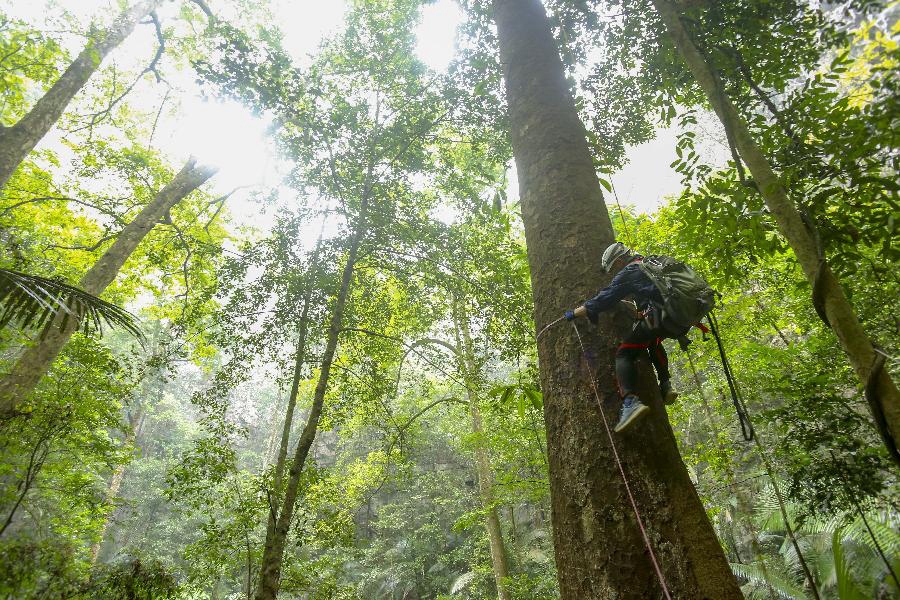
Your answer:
[707,311,755,441]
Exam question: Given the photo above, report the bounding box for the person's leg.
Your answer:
[613,322,656,432]
[647,336,679,405]
[647,335,671,383]
[615,325,653,397]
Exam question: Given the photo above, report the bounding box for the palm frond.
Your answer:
[449,571,475,594]
[0,269,144,341]
[845,514,900,558]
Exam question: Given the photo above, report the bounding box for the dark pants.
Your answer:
[615,320,673,398]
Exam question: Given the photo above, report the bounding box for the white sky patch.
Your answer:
[416,0,464,71]
[430,203,459,225]
[609,129,682,214]
[276,1,348,62]
[170,97,275,190]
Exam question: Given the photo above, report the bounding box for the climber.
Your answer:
[564,242,715,433]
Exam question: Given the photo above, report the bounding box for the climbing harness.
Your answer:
[707,310,755,441]
[571,320,674,600]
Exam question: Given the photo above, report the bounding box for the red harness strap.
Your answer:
[618,342,649,350]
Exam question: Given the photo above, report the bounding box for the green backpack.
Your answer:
[638,255,716,331]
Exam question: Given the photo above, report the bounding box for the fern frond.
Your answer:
[730,562,810,600]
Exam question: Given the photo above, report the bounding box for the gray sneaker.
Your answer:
[660,380,678,405]
[614,395,650,432]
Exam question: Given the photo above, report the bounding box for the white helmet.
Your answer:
[601,242,631,273]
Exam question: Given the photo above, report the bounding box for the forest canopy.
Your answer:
[0,0,897,599]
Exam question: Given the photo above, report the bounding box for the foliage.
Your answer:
[0,268,144,339]
[0,0,897,598]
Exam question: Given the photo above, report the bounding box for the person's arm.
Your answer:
[581,268,638,323]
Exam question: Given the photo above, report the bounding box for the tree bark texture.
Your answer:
[453,301,511,600]
[650,0,900,463]
[0,0,162,191]
[0,159,216,413]
[493,1,744,598]
[253,206,367,600]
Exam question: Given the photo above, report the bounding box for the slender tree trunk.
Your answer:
[0,0,162,190]
[259,283,314,568]
[253,201,368,600]
[89,406,146,565]
[493,1,743,598]
[260,394,284,471]
[452,300,511,600]
[651,0,900,462]
[0,159,216,413]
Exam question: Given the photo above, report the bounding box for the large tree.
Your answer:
[192,3,461,596]
[491,0,743,597]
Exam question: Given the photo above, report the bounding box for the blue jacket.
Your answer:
[583,257,663,323]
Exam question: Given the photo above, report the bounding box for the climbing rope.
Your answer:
[536,315,566,342]
[707,311,755,441]
[610,179,634,247]
[570,320,674,600]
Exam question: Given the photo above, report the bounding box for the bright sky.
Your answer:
[9,0,727,225]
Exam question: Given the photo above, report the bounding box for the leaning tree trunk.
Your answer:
[0,0,162,191]
[651,0,900,465]
[0,159,217,414]
[493,1,744,598]
[452,300,511,600]
[253,200,368,600]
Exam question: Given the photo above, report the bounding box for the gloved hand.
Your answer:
[564,310,575,321]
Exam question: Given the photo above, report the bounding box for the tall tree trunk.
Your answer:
[0,0,162,190]
[492,1,743,598]
[89,405,146,565]
[452,300,511,600]
[651,0,900,463]
[253,201,368,600]
[0,159,216,413]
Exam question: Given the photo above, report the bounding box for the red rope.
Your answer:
[571,321,674,600]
